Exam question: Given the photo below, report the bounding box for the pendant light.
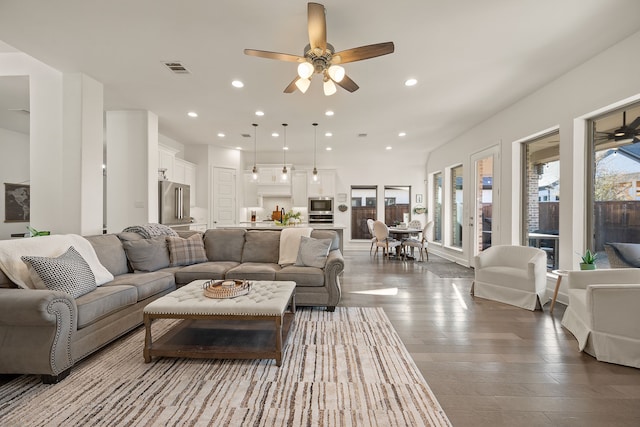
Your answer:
[281,123,288,180]
[312,123,318,181]
[251,123,258,180]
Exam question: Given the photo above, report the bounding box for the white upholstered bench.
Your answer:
[143,280,296,366]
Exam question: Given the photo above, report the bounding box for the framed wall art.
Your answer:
[4,183,30,222]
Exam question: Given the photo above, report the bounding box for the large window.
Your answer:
[433,172,443,243]
[588,104,640,267]
[522,131,560,270]
[351,186,377,240]
[384,186,410,225]
[450,165,463,248]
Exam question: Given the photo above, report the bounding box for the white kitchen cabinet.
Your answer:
[158,145,178,182]
[307,169,335,198]
[292,170,308,207]
[256,165,291,185]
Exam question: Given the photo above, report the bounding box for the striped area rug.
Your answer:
[0,307,450,426]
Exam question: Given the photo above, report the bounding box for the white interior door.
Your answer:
[211,167,236,227]
[470,146,500,257]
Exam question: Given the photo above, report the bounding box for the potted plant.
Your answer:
[579,249,597,270]
[275,210,301,226]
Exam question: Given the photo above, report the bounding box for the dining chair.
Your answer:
[372,220,403,258]
[401,220,433,261]
[366,219,377,255]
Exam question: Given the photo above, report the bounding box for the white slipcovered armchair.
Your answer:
[472,245,547,310]
[561,269,640,368]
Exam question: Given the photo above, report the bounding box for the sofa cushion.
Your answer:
[204,229,246,262]
[174,261,240,285]
[476,266,530,291]
[75,285,138,328]
[167,234,208,267]
[242,231,280,264]
[105,271,176,301]
[276,265,325,287]
[122,237,170,272]
[21,246,97,298]
[84,234,129,276]
[225,262,281,281]
[295,236,332,268]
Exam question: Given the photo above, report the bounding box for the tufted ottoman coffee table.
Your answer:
[143,280,296,366]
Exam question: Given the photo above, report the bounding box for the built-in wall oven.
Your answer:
[308,197,334,223]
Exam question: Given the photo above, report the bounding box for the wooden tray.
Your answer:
[202,279,251,299]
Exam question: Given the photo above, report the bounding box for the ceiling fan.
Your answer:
[244,2,394,95]
[596,111,640,143]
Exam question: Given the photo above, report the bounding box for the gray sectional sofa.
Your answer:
[0,228,344,383]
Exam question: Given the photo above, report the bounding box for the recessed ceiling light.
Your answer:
[326,147,332,151]
[405,78,417,87]
[386,146,392,150]
[283,146,289,150]
[232,80,244,88]
[398,132,406,137]
[325,110,334,116]
[235,146,242,150]
[255,110,264,116]
[217,132,225,138]
[325,132,333,137]
[187,111,198,118]
[272,132,279,137]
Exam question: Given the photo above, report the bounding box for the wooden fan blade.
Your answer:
[284,77,299,93]
[308,2,327,53]
[332,42,395,64]
[628,116,640,130]
[335,74,359,92]
[244,49,305,63]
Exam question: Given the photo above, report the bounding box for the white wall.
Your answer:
[426,30,640,301]
[0,127,29,238]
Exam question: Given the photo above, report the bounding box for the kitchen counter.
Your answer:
[223,223,345,251]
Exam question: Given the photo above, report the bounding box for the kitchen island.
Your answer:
[220,223,346,252]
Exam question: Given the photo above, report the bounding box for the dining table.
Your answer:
[388,227,422,259]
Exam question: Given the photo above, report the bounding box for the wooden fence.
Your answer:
[350,204,410,240]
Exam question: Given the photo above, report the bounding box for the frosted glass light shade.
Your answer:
[323,79,337,96]
[327,65,345,82]
[295,78,311,93]
[297,62,314,79]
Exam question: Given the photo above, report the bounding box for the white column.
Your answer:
[63,73,104,236]
[105,110,159,233]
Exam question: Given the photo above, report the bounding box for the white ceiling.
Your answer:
[1,0,640,157]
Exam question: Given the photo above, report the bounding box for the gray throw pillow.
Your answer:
[166,233,208,267]
[123,237,171,272]
[21,246,97,298]
[295,236,332,268]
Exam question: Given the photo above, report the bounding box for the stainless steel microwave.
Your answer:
[308,197,334,213]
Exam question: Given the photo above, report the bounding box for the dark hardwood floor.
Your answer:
[340,250,640,427]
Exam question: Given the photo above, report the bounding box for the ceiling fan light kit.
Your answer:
[244,2,394,96]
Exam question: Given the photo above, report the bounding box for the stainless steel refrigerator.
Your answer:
[158,181,191,225]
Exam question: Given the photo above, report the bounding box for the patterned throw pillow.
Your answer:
[166,233,208,267]
[21,246,97,298]
[294,236,332,268]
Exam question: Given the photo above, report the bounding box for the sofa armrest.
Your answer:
[323,250,345,308]
[588,284,640,338]
[0,289,77,376]
[568,269,640,290]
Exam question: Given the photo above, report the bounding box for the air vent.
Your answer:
[162,61,190,74]
[241,133,251,138]
[358,133,367,138]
